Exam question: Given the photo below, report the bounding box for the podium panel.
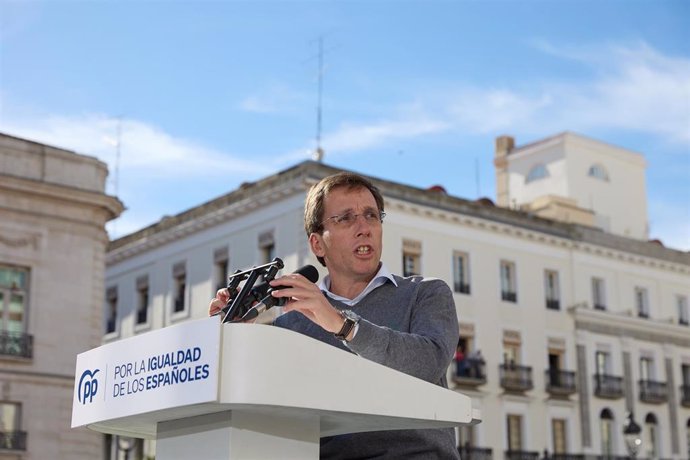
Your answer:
[72,317,481,459]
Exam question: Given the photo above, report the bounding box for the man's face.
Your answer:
[309,186,383,283]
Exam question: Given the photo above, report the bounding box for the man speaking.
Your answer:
[210,172,460,459]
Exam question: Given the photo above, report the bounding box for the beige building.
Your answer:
[105,132,690,460]
[0,133,123,460]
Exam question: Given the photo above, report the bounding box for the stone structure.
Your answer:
[0,133,122,459]
[106,133,690,459]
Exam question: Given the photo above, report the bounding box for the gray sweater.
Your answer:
[274,275,461,460]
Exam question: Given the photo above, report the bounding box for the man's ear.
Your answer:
[309,233,325,258]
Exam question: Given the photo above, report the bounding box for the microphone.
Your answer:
[240,264,319,321]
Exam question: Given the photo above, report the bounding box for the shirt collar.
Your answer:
[319,263,397,306]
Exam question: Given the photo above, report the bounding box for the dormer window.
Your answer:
[588,164,609,181]
[526,164,549,183]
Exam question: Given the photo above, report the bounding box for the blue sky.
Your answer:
[1,0,689,250]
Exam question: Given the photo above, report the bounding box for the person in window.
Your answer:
[210,172,460,459]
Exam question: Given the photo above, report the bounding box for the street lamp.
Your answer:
[622,412,642,459]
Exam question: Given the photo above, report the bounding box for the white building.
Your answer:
[0,133,123,460]
[105,132,690,460]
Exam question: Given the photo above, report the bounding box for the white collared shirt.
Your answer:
[319,263,398,306]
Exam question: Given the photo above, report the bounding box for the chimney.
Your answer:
[494,135,514,207]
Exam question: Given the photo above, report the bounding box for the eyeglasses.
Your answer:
[322,210,386,228]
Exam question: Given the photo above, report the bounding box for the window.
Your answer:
[135,276,149,326]
[644,413,658,459]
[678,295,689,326]
[172,262,186,313]
[595,350,611,375]
[453,251,470,294]
[258,231,275,265]
[552,418,567,454]
[526,164,549,183]
[0,402,23,450]
[503,331,521,365]
[402,239,421,277]
[213,246,230,292]
[640,356,654,381]
[544,270,560,310]
[635,286,649,318]
[105,286,118,334]
[500,260,517,302]
[506,414,523,451]
[600,409,615,457]
[592,277,606,310]
[588,164,609,181]
[0,265,29,335]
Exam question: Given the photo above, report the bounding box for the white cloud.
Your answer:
[1,113,271,180]
[237,84,306,114]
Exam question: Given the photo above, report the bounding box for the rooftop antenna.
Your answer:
[103,116,123,235]
[313,36,325,162]
[103,116,123,197]
[475,157,481,198]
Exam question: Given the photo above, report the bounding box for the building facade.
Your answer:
[105,133,690,460]
[0,133,123,460]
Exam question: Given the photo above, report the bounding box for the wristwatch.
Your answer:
[334,309,360,341]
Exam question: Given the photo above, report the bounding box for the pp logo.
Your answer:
[78,369,100,404]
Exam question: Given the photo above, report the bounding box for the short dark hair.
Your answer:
[304,172,385,266]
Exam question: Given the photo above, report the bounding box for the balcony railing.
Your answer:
[545,369,577,396]
[500,363,533,392]
[548,454,585,460]
[639,379,668,404]
[505,450,540,460]
[459,446,492,460]
[453,358,487,387]
[0,332,33,359]
[454,281,471,295]
[680,384,690,407]
[0,430,27,451]
[502,291,517,302]
[545,299,560,310]
[593,374,624,399]
[593,303,606,311]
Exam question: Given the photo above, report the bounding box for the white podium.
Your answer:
[72,317,480,459]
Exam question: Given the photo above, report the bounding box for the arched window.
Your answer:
[526,164,549,183]
[588,164,609,181]
[645,413,658,459]
[600,409,615,456]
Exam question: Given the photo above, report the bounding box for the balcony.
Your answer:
[545,299,560,310]
[505,450,540,460]
[500,363,533,392]
[459,446,492,460]
[680,384,690,407]
[453,358,487,387]
[0,430,27,451]
[593,374,624,399]
[548,454,585,460]
[454,281,470,295]
[593,303,606,311]
[545,369,577,397]
[0,332,33,359]
[502,291,517,302]
[639,379,668,404]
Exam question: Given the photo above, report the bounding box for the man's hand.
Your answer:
[269,274,345,335]
[208,288,231,317]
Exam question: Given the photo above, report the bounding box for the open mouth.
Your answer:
[355,245,372,255]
